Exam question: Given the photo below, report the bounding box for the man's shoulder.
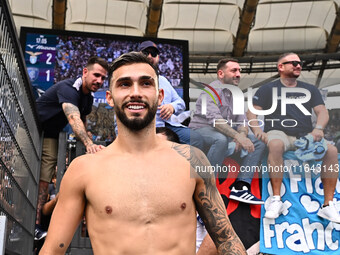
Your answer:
[297,80,316,90]
[209,80,221,86]
[170,144,214,179]
[46,78,78,96]
[170,143,210,167]
[66,152,107,176]
[159,75,168,81]
[158,75,171,86]
[261,79,280,89]
[59,153,104,191]
[209,80,223,90]
[254,80,281,97]
[203,80,223,96]
[57,78,79,89]
[69,153,94,167]
[209,80,232,94]
[63,154,92,180]
[38,78,75,97]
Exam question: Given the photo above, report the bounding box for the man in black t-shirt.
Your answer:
[34,56,108,240]
[247,52,340,223]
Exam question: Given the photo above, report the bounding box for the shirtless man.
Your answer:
[39,52,246,255]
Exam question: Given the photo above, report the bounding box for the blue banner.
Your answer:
[260,151,340,254]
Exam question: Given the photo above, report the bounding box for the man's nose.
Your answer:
[130,83,142,97]
[96,77,103,84]
[147,54,153,60]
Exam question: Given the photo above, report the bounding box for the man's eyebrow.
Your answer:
[94,72,107,78]
[116,76,155,82]
[139,76,154,81]
[116,77,132,83]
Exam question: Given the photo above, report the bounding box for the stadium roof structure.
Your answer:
[7,0,340,103]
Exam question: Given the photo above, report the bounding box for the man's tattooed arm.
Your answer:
[62,103,107,155]
[172,143,246,255]
[62,103,93,147]
[214,118,239,138]
[63,103,104,153]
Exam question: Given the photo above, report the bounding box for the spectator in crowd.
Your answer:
[139,40,202,146]
[189,58,265,204]
[39,52,246,255]
[190,58,265,254]
[247,52,340,223]
[34,56,108,240]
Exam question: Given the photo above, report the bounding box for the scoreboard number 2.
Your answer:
[46,53,52,65]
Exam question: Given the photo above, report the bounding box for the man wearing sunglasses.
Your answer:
[138,40,202,146]
[247,52,340,223]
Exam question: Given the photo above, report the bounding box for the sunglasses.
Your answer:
[142,49,158,58]
[282,61,302,67]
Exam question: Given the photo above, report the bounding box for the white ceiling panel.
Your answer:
[8,0,52,33]
[160,3,240,31]
[165,0,244,5]
[159,30,234,53]
[66,0,147,35]
[8,0,52,20]
[254,1,335,31]
[248,27,327,52]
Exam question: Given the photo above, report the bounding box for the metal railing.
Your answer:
[0,0,42,254]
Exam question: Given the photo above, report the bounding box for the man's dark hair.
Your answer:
[216,57,239,72]
[277,52,298,64]
[109,51,158,77]
[156,127,180,143]
[86,56,109,71]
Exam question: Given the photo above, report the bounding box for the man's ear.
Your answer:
[158,88,164,106]
[217,69,224,79]
[83,67,88,77]
[106,90,114,107]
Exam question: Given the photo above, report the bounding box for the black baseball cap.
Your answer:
[138,40,159,53]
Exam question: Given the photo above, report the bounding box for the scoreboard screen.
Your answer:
[24,33,57,93]
[20,27,189,107]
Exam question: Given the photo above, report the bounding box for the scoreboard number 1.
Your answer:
[46,70,50,82]
[45,52,53,82]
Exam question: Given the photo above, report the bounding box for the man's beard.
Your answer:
[115,99,158,131]
[292,72,300,78]
[222,77,239,86]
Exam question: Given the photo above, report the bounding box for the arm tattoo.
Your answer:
[172,143,246,255]
[237,126,248,136]
[214,119,239,138]
[62,103,92,146]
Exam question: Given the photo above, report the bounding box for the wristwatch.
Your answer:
[315,125,324,130]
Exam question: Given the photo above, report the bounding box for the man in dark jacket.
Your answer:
[34,56,108,240]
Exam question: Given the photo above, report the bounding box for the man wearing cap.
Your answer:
[139,40,202,146]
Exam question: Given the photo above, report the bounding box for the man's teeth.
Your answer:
[128,105,144,110]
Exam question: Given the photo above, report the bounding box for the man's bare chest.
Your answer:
[85,157,196,220]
